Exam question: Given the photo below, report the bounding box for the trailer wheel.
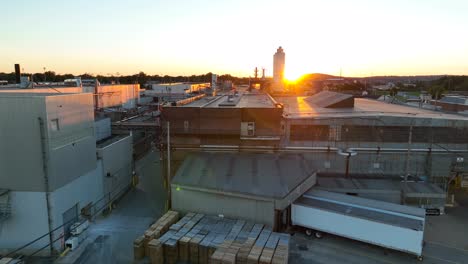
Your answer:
[417,256,423,261]
[305,229,313,236]
[314,231,323,239]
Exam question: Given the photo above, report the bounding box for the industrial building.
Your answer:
[161,90,468,223]
[146,82,211,103]
[433,95,468,114]
[83,83,140,110]
[278,92,468,185]
[0,92,133,256]
[0,83,140,111]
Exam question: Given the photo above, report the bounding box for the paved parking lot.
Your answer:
[290,191,468,264]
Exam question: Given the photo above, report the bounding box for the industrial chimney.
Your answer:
[14,64,21,84]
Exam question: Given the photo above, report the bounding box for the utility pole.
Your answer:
[403,125,413,204]
[166,121,171,209]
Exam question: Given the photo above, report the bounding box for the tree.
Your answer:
[428,85,445,100]
[389,87,398,97]
[44,71,56,82]
[137,71,148,86]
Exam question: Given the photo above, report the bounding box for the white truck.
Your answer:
[292,189,426,260]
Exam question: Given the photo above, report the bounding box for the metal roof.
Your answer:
[172,152,316,199]
[277,96,468,120]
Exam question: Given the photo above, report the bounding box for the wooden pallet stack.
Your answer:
[133,210,179,260]
[133,235,145,260]
[136,211,290,264]
[247,228,273,264]
[259,233,280,264]
[271,235,290,264]
[148,238,164,264]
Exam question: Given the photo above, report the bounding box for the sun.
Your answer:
[284,68,304,83]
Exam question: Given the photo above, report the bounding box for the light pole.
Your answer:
[43,67,47,82]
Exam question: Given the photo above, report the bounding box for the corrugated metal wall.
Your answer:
[162,107,283,138]
[172,187,275,226]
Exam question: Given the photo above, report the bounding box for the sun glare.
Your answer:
[284,68,304,82]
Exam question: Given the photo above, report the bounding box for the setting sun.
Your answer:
[284,67,304,83]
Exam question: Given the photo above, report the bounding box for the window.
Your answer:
[50,118,60,131]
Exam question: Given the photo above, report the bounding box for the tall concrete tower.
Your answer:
[273,46,285,85]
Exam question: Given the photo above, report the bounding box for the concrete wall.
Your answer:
[0,96,46,191]
[45,94,97,191]
[94,118,111,141]
[0,161,105,256]
[171,187,275,227]
[49,160,104,251]
[97,135,133,197]
[0,192,50,255]
[0,94,97,192]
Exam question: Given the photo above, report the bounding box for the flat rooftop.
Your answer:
[172,152,316,199]
[96,133,131,148]
[177,92,277,108]
[0,91,82,97]
[277,96,468,120]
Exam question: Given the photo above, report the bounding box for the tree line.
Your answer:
[0,71,251,87]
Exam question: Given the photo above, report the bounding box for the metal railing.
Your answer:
[0,203,11,221]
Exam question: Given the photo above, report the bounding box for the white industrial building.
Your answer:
[145,83,210,102]
[0,83,140,110]
[150,82,210,94]
[0,92,133,256]
[83,84,140,109]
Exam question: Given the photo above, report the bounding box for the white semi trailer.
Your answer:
[292,189,426,260]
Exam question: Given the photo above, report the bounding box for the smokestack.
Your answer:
[14,64,21,84]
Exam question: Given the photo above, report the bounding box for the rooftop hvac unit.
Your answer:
[241,122,255,137]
